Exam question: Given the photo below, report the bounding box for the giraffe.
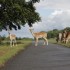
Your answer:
[8,30,17,47]
[29,28,48,46]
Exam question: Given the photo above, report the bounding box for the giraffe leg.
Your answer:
[43,37,48,45]
[43,39,46,45]
[65,39,68,44]
[35,38,38,46]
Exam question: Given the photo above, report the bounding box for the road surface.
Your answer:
[1,41,70,70]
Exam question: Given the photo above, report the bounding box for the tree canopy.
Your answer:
[0,0,41,30]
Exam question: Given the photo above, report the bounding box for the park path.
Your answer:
[1,41,70,70]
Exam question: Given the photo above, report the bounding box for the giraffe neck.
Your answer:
[30,30,35,37]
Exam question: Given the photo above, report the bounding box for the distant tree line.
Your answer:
[0,35,32,40]
[0,35,33,44]
[47,27,70,39]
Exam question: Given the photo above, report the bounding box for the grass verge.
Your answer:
[48,38,70,48]
[0,39,32,67]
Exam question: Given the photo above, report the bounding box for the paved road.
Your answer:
[1,41,70,70]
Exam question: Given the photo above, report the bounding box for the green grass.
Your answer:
[48,38,70,48]
[0,39,32,67]
[48,38,57,44]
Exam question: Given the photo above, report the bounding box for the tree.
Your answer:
[47,29,60,38]
[64,27,70,32]
[0,0,41,30]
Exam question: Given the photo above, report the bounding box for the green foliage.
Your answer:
[47,29,60,39]
[0,0,41,30]
[64,27,70,32]
[47,27,70,39]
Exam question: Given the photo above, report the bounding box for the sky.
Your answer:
[1,0,70,38]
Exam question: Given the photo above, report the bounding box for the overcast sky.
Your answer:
[1,0,70,38]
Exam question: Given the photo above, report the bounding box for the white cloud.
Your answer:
[51,10,63,16]
[34,0,70,10]
[48,10,63,19]
[32,9,70,32]
[33,0,70,32]
[47,10,70,28]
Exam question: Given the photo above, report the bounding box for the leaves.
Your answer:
[0,0,41,30]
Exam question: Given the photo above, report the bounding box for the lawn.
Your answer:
[48,38,70,48]
[0,39,32,67]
